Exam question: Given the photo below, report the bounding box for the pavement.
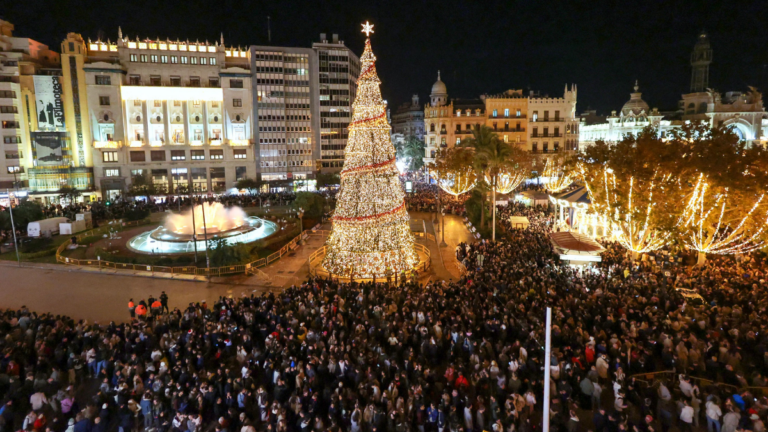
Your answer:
[0,212,474,322]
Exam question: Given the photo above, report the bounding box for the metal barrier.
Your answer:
[627,370,762,396]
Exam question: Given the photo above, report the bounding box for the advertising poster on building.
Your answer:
[33,75,65,129]
[31,132,67,166]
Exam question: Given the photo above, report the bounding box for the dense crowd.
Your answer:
[405,183,468,215]
[4,199,768,432]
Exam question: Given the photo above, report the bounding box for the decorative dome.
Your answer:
[621,80,650,116]
[431,70,447,96]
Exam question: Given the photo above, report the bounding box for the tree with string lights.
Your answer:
[322,22,418,279]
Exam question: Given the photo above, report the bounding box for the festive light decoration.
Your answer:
[579,164,671,253]
[679,173,768,256]
[484,171,527,195]
[322,28,418,278]
[543,157,574,193]
[429,147,477,196]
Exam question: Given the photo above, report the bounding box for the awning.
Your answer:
[552,186,591,204]
[550,231,605,262]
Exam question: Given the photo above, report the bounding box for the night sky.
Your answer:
[4,0,768,114]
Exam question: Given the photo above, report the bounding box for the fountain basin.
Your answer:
[127,216,278,255]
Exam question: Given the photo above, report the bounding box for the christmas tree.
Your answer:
[322,22,418,279]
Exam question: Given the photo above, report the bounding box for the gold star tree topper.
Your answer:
[361,21,374,37]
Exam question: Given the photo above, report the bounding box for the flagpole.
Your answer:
[6,189,20,267]
[543,307,552,432]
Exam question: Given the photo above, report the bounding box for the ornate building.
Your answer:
[391,94,425,140]
[422,71,579,165]
[580,33,767,148]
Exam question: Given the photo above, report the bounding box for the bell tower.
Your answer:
[690,32,712,93]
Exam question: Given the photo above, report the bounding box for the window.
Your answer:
[233,149,246,159]
[544,110,549,120]
[130,54,138,62]
[171,150,186,161]
[190,57,198,65]
[140,54,148,63]
[161,55,168,63]
[129,151,146,162]
[105,168,119,177]
[0,106,18,113]
[150,55,158,63]
[2,121,19,129]
[516,109,521,117]
[189,77,200,87]
[209,77,219,87]
[173,100,181,107]
[554,127,560,136]
[153,100,161,108]
[200,57,207,65]
[99,96,110,106]
[95,75,111,85]
[4,151,21,159]
[150,151,166,161]
[555,111,560,121]
[3,136,21,144]
[170,76,181,86]
[235,166,247,180]
[532,127,538,137]
[492,109,498,118]
[129,75,140,85]
[103,151,118,162]
[191,150,205,160]
[532,111,538,122]
[543,142,549,152]
[170,55,178,64]
[150,75,161,86]
[531,142,538,152]
[181,56,188,64]
[0,91,16,98]
[233,98,242,107]
[455,137,461,145]
[504,108,509,117]
[503,135,509,143]
[230,79,244,88]
[210,149,224,160]
[210,57,217,66]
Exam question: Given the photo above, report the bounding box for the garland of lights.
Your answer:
[543,157,574,193]
[679,173,768,255]
[484,170,527,194]
[579,164,671,254]
[321,27,418,278]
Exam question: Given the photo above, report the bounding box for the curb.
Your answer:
[0,261,208,283]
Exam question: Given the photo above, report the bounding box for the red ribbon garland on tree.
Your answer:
[341,157,396,175]
[349,111,386,127]
[332,203,405,222]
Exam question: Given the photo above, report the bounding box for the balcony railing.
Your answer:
[93,140,121,149]
[530,148,561,154]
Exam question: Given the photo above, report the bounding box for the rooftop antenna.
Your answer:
[267,16,271,43]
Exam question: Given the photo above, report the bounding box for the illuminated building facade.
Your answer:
[422,71,579,165]
[581,33,767,147]
[83,29,254,199]
[314,34,360,172]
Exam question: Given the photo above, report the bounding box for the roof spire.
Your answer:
[118,26,123,40]
[220,32,224,46]
[437,70,441,81]
[634,80,639,92]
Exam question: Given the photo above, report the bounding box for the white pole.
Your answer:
[543,307,552,432]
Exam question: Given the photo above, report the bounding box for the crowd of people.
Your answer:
[405,183,468,215]
[3,190,768,432]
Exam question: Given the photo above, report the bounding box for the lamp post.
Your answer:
[6,188,20,267]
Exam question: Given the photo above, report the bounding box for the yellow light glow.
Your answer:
[210,140,222,146]
[169,44,178,51]
[150,141,163,147]
[93,141,120,149]
[190,140,203,147]
[189,45,197,52]
[120,86,223,102]
[139,42,147,49]
[149,43,157,49]
[89,43,99,51]
[229,140,249,146]
[208,46,217,53]
[127,42,137,49]
[159,43,167,50]
[179,44,187,51]
[543,157,574,193]
[129,141,144,148]
[109,45,117,52]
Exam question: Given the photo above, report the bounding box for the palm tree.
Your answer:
[463,125,528,241]
[461,126,499,231]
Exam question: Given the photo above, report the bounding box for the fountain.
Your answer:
[127,202,278,254]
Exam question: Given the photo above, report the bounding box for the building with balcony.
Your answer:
[82,30,254,200]
[423,72,485,165]
[392,95,424,140]
[314,34,360,172]
[527,85,579,154]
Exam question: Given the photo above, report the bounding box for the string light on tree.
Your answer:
[321,23,418,279]
[679,173,768,263]
[543,157,574,193]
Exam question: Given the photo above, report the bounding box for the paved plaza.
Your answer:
[0,212,473,323]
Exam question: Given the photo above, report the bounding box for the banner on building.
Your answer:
[31,132,67,166]
[33,75,65,129]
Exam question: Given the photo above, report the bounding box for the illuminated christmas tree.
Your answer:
[322,22,418,278]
